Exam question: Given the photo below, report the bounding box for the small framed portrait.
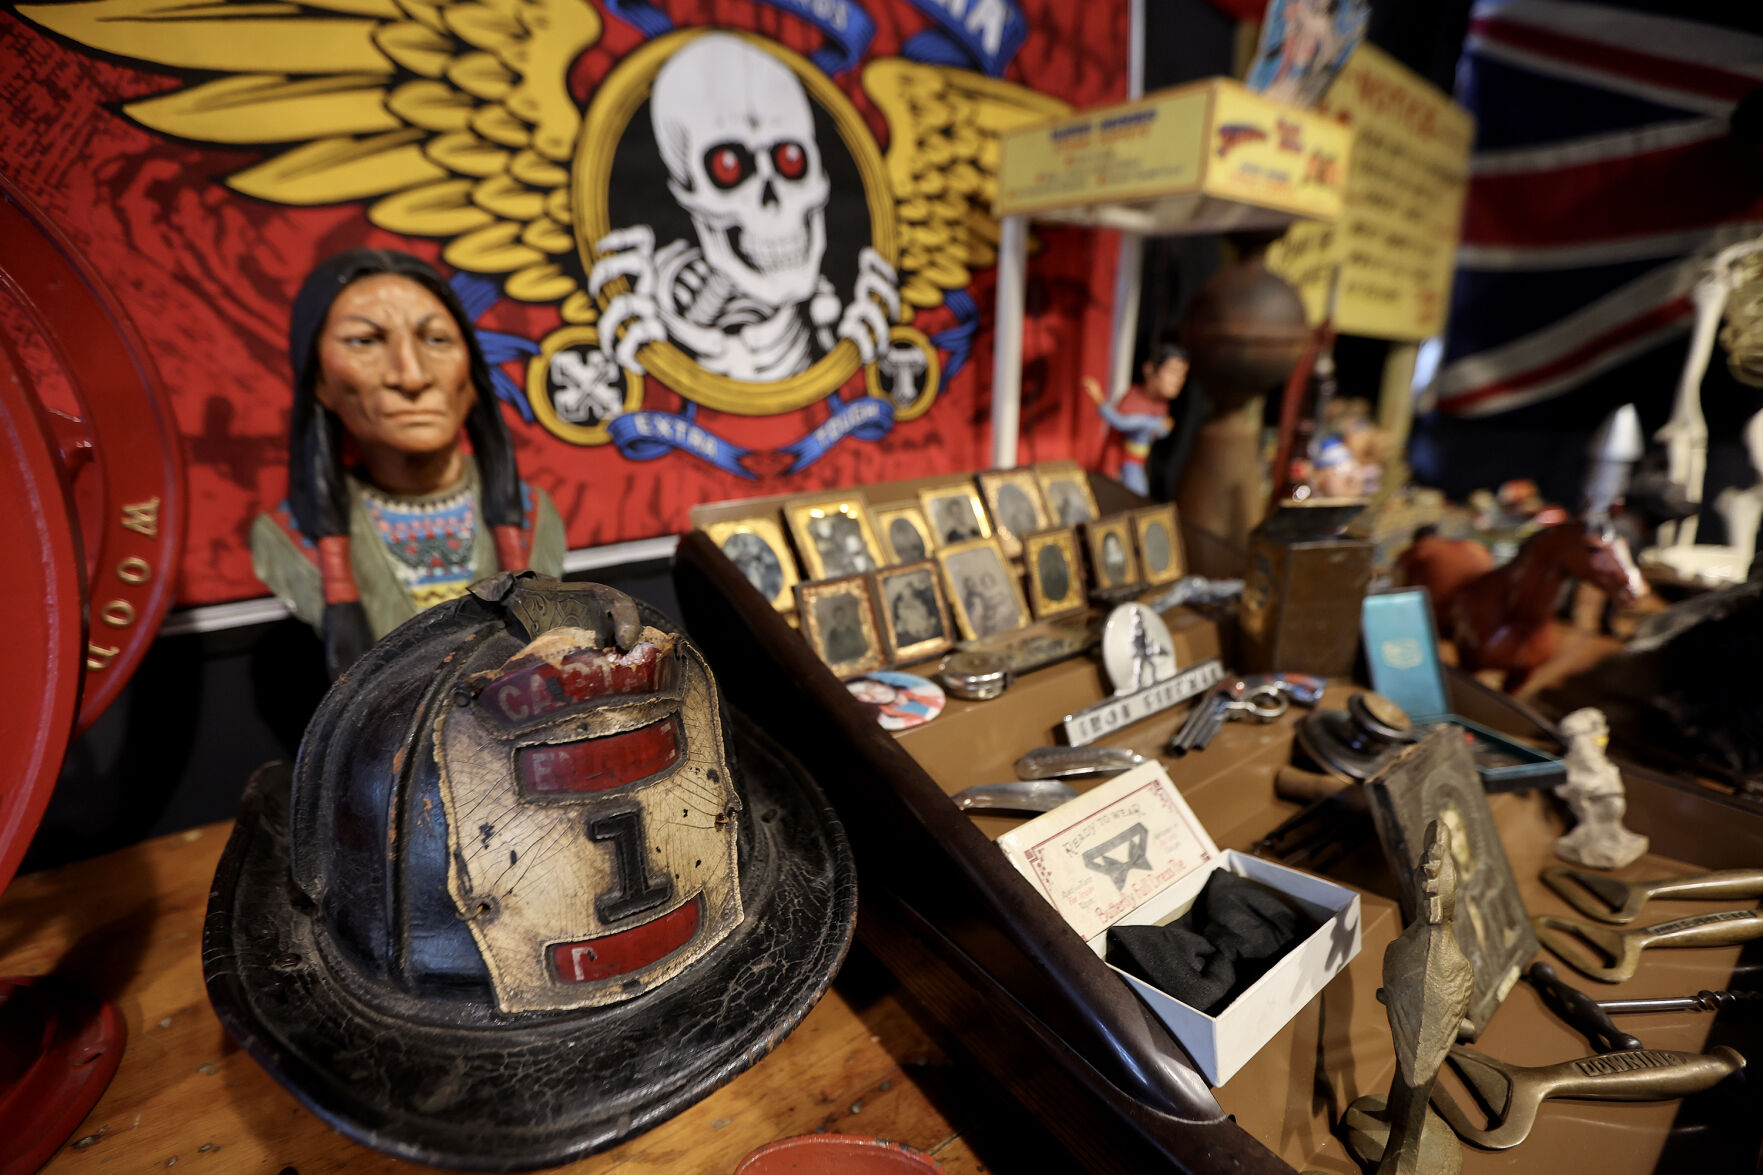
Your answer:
[1022,528,1086,618]
[1035,461,1100,527]
[699,515,799,611]
[1133,504,1185,586]
[872,560,955,663]
[977,469,1051,559]
[1084,515,1141,591]
[937,537,1030,641]
[784,493,885,582]
[795,575,885,679]
[874,503,937,565]
[917,481,992,547]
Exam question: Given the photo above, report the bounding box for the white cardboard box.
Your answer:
[996,762,1361,1086]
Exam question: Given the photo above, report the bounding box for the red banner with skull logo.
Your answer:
[2,0,1128,605]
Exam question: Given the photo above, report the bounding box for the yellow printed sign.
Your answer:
[996,78,1350,233]
[1267,45,1474,340]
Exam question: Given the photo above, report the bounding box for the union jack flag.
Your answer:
[1435,0,1763,420]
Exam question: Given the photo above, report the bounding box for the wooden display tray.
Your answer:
[673,475,1763,1174]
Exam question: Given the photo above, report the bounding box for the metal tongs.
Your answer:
[1533,909,1763,982]
[1540,865,1763,924]
[1432,1044,1745,1149]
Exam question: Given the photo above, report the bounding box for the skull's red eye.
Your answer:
[704,142,752,190]
[772,141,807,180]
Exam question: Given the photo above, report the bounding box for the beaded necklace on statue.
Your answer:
[360,477,478,609]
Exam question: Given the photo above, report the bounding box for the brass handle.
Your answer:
[1543,1047,1745,1102]
[1638,910,1763,950]
[1648,869,1763,902]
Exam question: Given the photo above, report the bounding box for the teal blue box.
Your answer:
[1361,590,1564,791]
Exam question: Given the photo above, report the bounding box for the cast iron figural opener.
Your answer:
[203,574,857,1169]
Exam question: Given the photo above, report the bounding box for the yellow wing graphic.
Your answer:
[17,0,600,310]
[861,59,1066,315]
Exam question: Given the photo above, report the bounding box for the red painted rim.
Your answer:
[0,330,84,896]
[0,176,184,735]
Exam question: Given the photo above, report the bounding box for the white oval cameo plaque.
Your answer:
[1100,603,1178,696]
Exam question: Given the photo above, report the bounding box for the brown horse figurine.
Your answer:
[1398,521,1646,693]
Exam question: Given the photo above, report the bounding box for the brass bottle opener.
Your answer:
[1432,1044,1745,1149]
[1533,909,1763,982]
[1540,865,1763,924]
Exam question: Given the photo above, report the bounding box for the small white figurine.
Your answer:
[1553,708,1648,870]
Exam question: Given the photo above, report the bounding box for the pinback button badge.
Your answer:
[1100,603,1178,695]
[847,670,946,731]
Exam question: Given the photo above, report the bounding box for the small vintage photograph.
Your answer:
[1034,461,1100,527]
[872,560,954,662]
[1022,527,1086,618]
[699,515,799,610]
[937,536,1030,641]
[785,494,884,582]
[795,575,885,678]
[874,503,936,565]
[1133,504,1185,585]
[977,469,1050,559]
[918,481,992,547]
[1084,515,1141,590]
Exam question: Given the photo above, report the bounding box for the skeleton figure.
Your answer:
[589,34,899,383]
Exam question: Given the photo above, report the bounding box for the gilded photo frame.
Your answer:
[936,536,1030,641]
[699,515,800,611]
[1083,515,1141,591]
[874,503,937,565]
[1022,528,1086,619]
[977,468,1051,560]
[784,493,885,582]
[795,575,885,679]
[1133,504,1186,586]
[917,481,992,548]
[1034,460,1100,527]
[871,560,955,663]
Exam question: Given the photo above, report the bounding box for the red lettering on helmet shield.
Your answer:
[480,642,669,727]
[548,895,703,983]
[517,718,681,795]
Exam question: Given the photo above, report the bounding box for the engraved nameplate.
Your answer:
[1060,658,1226,746]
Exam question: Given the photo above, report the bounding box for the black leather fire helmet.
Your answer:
[204,575,856,1170]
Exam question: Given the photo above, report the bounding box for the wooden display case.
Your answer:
[673,473,1763,1174]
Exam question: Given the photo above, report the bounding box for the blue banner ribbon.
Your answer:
[609,410,758,477]
[902,0,1027,76]
[777,394,895,474]
[605,0,875,75]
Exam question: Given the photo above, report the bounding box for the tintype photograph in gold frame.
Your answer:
[977,468,1051,559]
[698,515,800,611]
[874,503,937,564]
[917,480,992,547]
[1034,460,1101,527]
[1132,504,1186,586]
[936,536,1030,641]
[871,560,955,663]
[784,493,885,582]
[1022,528,1086,618]
[1083,515,1141,591]
[794,575,886,679]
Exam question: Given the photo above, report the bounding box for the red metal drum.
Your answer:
[0,175,184,736]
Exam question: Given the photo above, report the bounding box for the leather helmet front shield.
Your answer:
[436,626,743,1013]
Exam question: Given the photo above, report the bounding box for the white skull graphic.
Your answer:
[650,34,830,309]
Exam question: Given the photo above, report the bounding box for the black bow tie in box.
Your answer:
[1107,869,1319,1015]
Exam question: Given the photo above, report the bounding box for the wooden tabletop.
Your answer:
[0,817,1059,1174]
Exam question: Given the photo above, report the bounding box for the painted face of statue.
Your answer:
[313,274,475,474]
